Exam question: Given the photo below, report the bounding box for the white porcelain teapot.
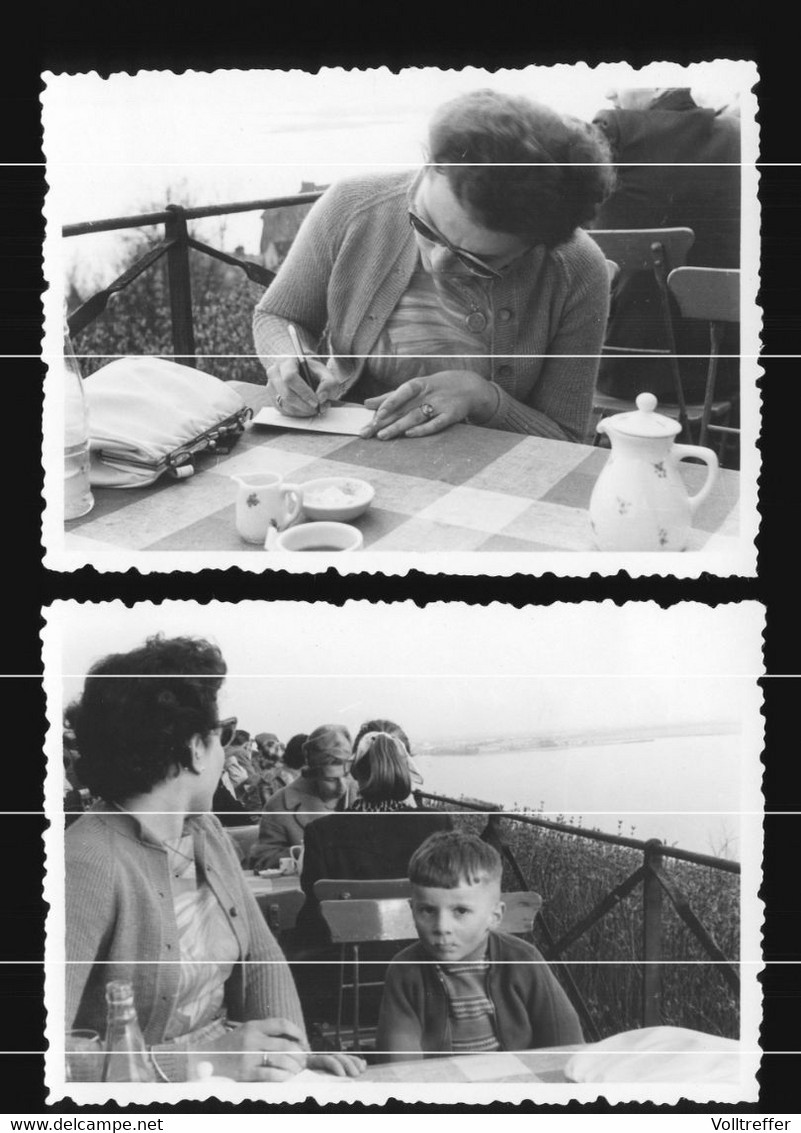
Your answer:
[589,393,719,552]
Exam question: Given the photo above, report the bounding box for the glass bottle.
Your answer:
[63,323,94,520]
[101,980,156,1082]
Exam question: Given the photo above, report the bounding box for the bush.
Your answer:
[69,229,269,385]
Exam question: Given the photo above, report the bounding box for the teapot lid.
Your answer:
[602,392,681,439]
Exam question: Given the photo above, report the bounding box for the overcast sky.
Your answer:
[47,601,762,742]
[42,62,757,290]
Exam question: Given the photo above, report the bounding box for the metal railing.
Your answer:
[414,789,740,1041]
[63,194,324,352]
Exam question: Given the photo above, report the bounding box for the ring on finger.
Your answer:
[261,1053,273,1068]
[275,393,283,408]
[420,402,435,419]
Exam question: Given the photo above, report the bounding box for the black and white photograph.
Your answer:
[43,600,763,1105]
[41,61,759,576]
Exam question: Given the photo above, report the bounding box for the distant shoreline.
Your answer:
[421,721,740,757]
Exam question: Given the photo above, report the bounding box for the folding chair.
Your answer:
[318,888,542,1051]
[587,228,730,441]
[667,266,740,460]
[254,887,306,944]
[314,878,412,902]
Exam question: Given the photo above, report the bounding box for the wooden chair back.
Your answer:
[319,890,543,946]
[500,891,543,935]
[320,897,416,944]
[588,228,695,278]
[668,267,741,451]
[586,227,697,439]
[313,877,412,902]
[255,888,306,940]
[668,266,740,324]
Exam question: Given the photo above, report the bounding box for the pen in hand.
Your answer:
[287,324,322,416]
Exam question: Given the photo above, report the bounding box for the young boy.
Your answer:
[376,831,584,1061]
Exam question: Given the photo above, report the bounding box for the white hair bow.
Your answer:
[351,730,399,767]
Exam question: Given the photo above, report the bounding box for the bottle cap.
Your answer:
[105,980,134,1003]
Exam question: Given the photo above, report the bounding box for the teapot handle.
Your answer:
[673,444,719,516]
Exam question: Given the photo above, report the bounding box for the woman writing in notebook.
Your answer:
[253,89,613,443]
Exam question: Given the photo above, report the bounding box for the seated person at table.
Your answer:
[254,88,613,443]
[282,732,308,776]
[294,729,453,945]
[591,86,741,402]
[376,831,583,1061]
[65,634,363,1082]
[352,717,425,800]
[247,724,357,871]
[253,731,298,799]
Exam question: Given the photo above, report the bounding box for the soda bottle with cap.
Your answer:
[63,322,94,520]
[101,980,156,1082]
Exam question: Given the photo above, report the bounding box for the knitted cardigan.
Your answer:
[66,806,305,1081]
[375,929,584,1060]
[253,170,610,442]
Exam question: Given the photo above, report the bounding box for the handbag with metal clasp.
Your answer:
[83,357,253,487]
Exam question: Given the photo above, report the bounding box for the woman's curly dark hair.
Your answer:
[428,89,614,248]
[65,635,227,803]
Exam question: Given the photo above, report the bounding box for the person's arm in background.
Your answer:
[247,808,293,871]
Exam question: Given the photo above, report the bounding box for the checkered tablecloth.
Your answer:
[64,385,740,557]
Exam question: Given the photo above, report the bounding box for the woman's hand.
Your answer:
[360,372,498,440]
[195,1017,308,1082]
[266,357,342,418]
[224,758,249,788]
[307,1052,367,1077]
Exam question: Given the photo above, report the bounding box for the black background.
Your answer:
[1,0,797,1114]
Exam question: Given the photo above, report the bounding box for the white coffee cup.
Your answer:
[270,521,363,553]
[278,856,294,875]
[232,472,302,544]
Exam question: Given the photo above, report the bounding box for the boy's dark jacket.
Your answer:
[376,929,584,1060]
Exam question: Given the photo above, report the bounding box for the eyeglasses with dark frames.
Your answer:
[408,210,502,280]
[215,717,238,748]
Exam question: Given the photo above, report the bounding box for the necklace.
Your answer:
[164,833,196,879]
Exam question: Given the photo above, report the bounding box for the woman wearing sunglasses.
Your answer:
[254,89,613,442]
[64,634,364,1082]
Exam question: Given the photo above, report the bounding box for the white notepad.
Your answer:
[252,405,374,436]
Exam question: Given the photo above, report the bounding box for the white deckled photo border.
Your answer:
[42,599,765,1104]
[40,60,760,577]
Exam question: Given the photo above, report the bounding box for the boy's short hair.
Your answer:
[409,831,502,889]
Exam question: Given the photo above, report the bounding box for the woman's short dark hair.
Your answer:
[352,718,412,755]
[352,733,411,803]
[283,733,308,771]
[428,89,614,248]
[65,635,226,803]
[409,831,502,888]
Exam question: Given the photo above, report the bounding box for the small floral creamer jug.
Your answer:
[589,393,719,552]
[231,471,302,544]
